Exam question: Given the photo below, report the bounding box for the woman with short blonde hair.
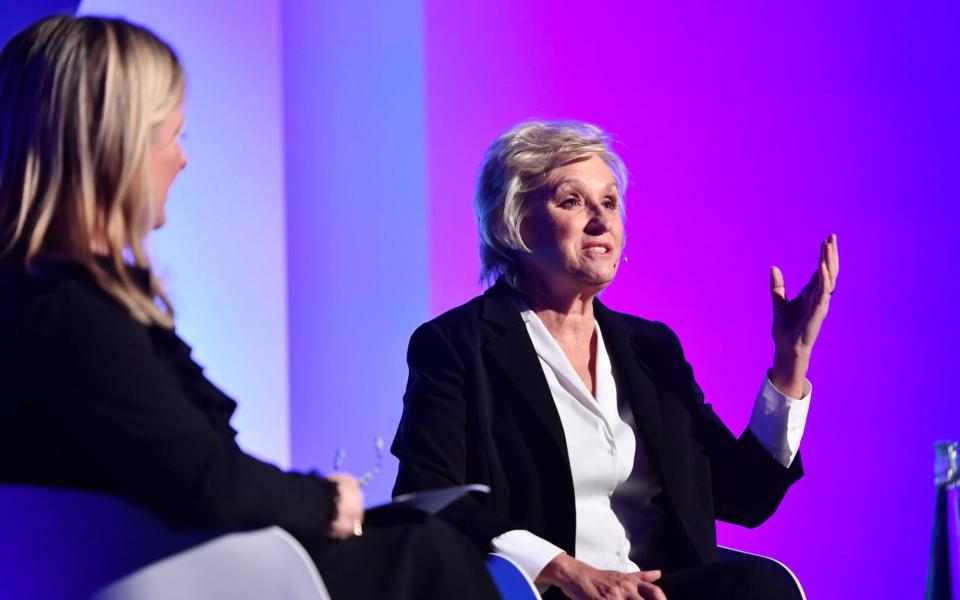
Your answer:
[394,119,839,599]
[475,120,627,288]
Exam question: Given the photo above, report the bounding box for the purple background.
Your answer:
[423,2,960,597]
[3,1,957,597]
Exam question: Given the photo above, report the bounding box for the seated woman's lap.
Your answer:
[656,552,803,600]
[312,514,498,600]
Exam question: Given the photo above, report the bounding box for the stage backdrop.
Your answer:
[7,1,956,597]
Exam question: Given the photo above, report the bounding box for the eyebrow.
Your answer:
[552,179,619,194]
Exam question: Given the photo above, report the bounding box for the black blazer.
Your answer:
[0,258,337,551]
[392,280,802,570]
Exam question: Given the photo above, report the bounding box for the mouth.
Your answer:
[582,242,614,256]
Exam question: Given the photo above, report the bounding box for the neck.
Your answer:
[518,276,599,338]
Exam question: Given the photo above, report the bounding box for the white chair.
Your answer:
[0,486,328,599]
[95,527,330,600]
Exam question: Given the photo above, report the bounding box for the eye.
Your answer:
[559,196,580,208]
[603,196,618,210]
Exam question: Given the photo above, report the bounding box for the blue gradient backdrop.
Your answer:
[281,0,429,504]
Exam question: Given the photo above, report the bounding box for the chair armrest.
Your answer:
[95,526,330,600]
[486,553,541,599]
[717,546,806,600]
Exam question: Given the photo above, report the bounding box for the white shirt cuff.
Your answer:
[491,529,565,586]
[748,377,811,468]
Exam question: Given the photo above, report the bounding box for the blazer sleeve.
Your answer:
[657,323,803,528]
[17,286,338,551]
[392,321,520,548]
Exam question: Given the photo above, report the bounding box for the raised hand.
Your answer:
[769,233,840,398]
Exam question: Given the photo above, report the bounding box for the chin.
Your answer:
[576,276,615,295]
[583,266,618,286]
[151,194,169,230]
[592,279,615,292]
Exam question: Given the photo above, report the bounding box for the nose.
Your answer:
[584,202,612,235]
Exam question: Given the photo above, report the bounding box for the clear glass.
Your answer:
[935,441,960,489]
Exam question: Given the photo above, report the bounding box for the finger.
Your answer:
[801,257,825,319]
[803,239,828,300]
[770,266,786,305]
[329,515,354,540]
[336,475,363,495]
[637,570,662,582]
[815,239,828,292]
[826,233,839,288]
[818,235,836,292]
[817,259,830,307]
[638,582,667,600]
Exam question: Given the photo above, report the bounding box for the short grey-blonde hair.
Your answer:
[475,120,627,288]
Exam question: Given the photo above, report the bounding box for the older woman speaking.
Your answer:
[392,120,839,600]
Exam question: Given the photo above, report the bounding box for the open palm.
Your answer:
[769,234,839,396]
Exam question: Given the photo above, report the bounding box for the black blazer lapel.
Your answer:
[479,283,570,465]
[594,300,664,457]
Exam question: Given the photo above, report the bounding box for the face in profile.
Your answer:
[519,154,625,296]
[148,107,187,229]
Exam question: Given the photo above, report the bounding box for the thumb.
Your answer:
[770,266,786,306]
[638,570,662,582]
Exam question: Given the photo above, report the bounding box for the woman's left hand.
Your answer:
[769,233,840,398]
[327,473,365,540]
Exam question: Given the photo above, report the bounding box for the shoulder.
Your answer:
[409,280,525,344]
[1,257,149,355]
[406,280,530,370]
[594,300,693,380]
[595,300,682,348]
[406,293,486,363]
[418,293,486,335]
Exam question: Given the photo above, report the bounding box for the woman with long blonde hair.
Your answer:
[0,15,497,599]
[0,14,181,328]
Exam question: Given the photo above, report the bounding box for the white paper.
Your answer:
[386,484,491,514]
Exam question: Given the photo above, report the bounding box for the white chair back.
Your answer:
[95,527,330,600]
[0,486,328,599]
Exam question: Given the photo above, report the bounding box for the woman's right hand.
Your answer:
[326,473,365,540]
[537,553,666,600]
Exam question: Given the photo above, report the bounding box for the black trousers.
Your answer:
[657,549,804,600]
[311,509,500,600]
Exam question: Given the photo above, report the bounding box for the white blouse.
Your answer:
[491,308,811,585]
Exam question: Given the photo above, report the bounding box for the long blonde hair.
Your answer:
[0,15,184,328]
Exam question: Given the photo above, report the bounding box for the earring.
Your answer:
[621,254,629,264]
